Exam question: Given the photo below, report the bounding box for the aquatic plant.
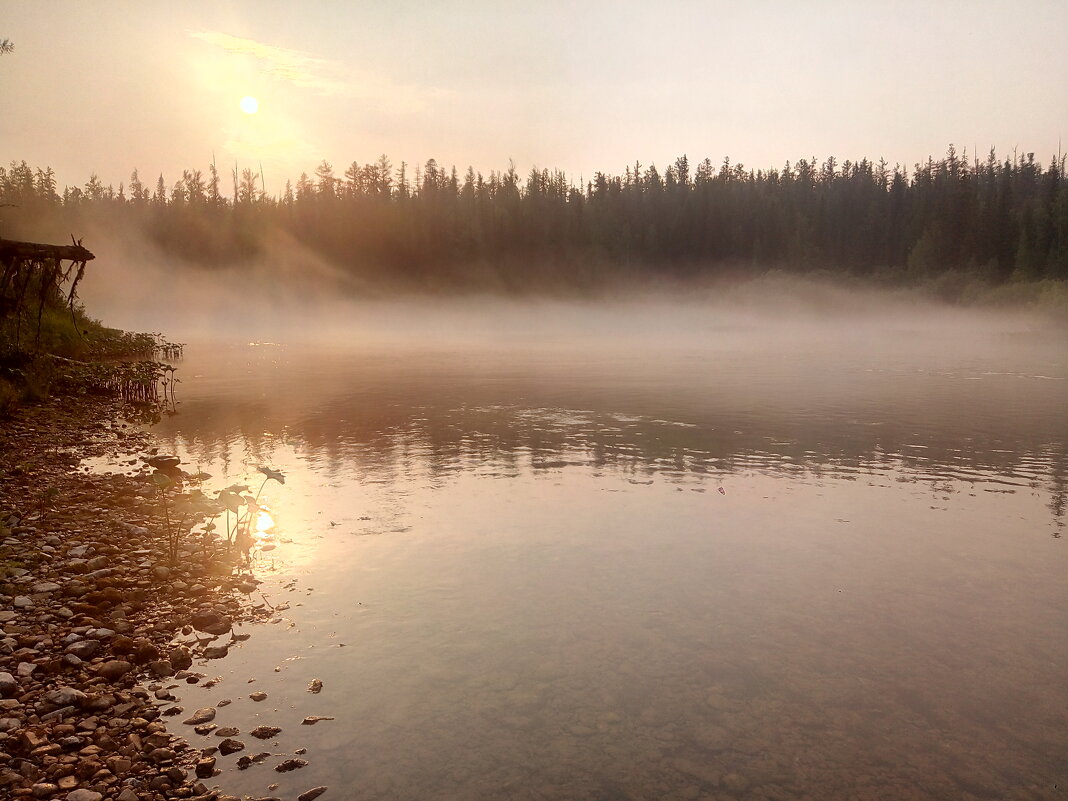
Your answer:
[216,488,246,546]
[152,470,191,564]
[255,465,285,501]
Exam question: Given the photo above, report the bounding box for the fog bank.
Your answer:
[75,224,1067,364]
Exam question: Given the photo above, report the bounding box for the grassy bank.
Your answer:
[0,299,182,417]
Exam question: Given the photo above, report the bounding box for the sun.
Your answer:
[239,95,259,115]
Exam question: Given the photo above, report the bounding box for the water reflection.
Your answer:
[142,337,1068,801]
[152,343,1068,534]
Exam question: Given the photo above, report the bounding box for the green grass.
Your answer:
[0,295,173,414]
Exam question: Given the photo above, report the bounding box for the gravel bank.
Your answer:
[0,395,266,801]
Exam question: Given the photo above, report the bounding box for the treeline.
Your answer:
[2,147,1067,292]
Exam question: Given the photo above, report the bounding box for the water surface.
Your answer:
[143,310,1067,800]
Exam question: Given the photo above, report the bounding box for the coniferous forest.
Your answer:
[2,146,1067,297]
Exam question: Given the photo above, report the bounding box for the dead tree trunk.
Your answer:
[0,237,95,349]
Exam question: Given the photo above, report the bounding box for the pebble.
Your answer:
[182,706,217,725]
[219,738,246,754]
[250,725,282,739]
[275,758,309,772]
[298,788,329,801]
[95,660,133,681]
[191,610,232,635]
[42,686,87,707]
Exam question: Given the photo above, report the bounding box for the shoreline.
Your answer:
[0,393,264,801]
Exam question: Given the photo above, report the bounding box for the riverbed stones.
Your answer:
[275,757,308,772]
[249,691,268,701]
[250,725,282,739]
[169,646,193,670]
[64,640,100,660]
[41,687,86,707]
[307,678,322,693]
[182,706,216,725]
[298,788,328,801]
[219,738,245,755]
[236,752,271,770]
[0,397,268,801]
[191,610,231,636]
[95,660,133,681]
[131,639,160,663]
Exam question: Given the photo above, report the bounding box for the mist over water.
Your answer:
[92,273,1068,800]
[78,222,1063,350]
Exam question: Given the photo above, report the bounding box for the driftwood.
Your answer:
[0,238,95,263]
[0,236,95,348]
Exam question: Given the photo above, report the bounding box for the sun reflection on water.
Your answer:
[254,509,275,541]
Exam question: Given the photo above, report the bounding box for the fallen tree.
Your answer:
[0,236,95,349]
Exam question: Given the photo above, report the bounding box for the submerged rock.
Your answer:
[275,758,309,772]
[203,644,229,659]
[237,752,271,770]
[191,610,232,635]
[183,706,216,725]
[219,738,246,755]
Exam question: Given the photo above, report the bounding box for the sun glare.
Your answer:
[239,95,259,114]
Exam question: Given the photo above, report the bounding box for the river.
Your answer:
[130,303,1067,800]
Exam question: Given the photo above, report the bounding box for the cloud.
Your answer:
[190,31,346,94]
[190,30,446,112]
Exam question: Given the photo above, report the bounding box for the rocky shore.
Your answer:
[0,395,271,800]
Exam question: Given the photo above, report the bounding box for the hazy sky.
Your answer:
[2,1,1066,194]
